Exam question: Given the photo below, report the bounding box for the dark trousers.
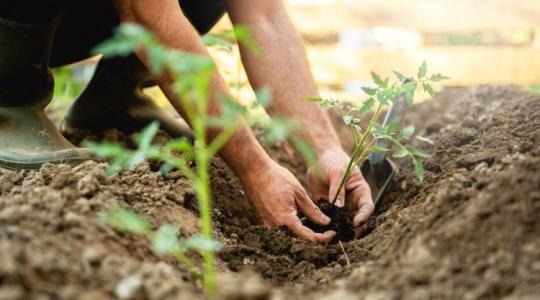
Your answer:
[0,0,225,67]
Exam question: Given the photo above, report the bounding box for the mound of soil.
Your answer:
[0,85,539,299]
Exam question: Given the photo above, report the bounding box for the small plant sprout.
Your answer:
[309,62,448,205]
[86,23,307,297]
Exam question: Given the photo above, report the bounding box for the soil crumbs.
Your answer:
[0,85,539,299]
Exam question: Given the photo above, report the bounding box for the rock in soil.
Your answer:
[0,85,538,299]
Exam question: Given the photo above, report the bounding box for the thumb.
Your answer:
[295,189,331,226]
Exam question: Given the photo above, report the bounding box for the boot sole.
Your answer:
[0,149,99,170]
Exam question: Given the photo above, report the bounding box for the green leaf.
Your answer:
[423,83,434,97]
[98,206,151,234]
[412,158,425,182]
[401,82,417,106]
[393,71,407,82]
[386,117,400,135]
[371,71,385,87]
[262,118,296,144]
[411,149,430,158]
[362,86,377,96]
[183,235,222,253]
[147,46,167,74]
[93,23,156,58]
[418,61,427,78]
[342,115,354,125]
[233,26,261,56]
[357,98,375,116]
[392,148,408,158]
[202,33,234,50]
[400,125,415,138]
[430,73,450,82]
[135,121,160,150]
[291,136,317,167]
[166,138,193,153]
[255,87,272,108]
[152,224,180,255]
[305,97,322,102]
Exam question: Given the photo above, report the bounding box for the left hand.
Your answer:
[307,148,374,228]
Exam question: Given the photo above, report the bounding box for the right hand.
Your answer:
[240,160,336,243]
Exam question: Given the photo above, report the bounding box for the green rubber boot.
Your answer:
[0,16,95,170]
[62,55,192,138]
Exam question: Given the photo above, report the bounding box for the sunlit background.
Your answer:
[51,0,540,117]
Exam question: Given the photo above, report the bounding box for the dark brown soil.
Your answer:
[303,202,356,243]
[0,85,539,299]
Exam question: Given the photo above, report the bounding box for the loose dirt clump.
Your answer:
[0,85,538,299]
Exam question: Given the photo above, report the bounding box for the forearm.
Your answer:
[229,4,341,156]
[114,0,273,177]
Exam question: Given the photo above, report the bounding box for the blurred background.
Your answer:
[51,0,540,116]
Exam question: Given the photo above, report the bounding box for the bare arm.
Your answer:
[225,0,341,156]
[226,0,374,226]
[112,0,270,177]
[112,0,335,242]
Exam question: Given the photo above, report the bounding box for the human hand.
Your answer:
[307,148,374,228]
[241,160,336,243]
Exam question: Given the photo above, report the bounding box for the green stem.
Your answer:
[331,104,383,204]
[196,150,215,296]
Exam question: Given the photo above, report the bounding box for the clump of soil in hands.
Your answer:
[304,201,356,243]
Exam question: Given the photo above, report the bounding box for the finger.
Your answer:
[295,190,331,226]
[287,217,336,243]
[350,183,375,227]
[329,177,346,208]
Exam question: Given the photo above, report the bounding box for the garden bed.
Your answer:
[0,85,538,299]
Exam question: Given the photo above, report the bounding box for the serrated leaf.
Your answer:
[400,125,415,138]
[342,115,354,125]
[135,121,160,149]
[423,83,434,96]
[386,117,400,135]
[413,158,425,182]
[393,71,407,82]
[371,71,384,87]
[98,206,151,234]
[430,73,450,82]
[361,86,377,96]
[152,224,180,255]
[392,148,408,158]
[418,61,427,78]
[357,98,375,115]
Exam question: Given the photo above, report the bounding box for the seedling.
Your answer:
[309,63,448,205]
[86,23,307,297]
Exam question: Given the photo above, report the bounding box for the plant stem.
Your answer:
[331,104,383,204]
[196,150,216,296]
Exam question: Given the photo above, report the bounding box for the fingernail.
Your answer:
[321,214,331,224]
[335,201,344,208]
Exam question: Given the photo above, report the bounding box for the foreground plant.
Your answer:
[309,63,448,205]
[86,23,306,296]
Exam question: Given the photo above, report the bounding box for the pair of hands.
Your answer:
[242,148,374,243]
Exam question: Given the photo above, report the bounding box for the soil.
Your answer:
[1,85,539,299]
